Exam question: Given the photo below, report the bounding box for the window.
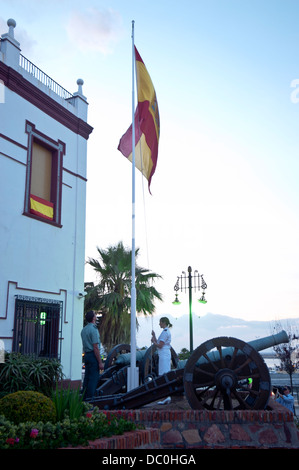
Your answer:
[24,121,65,226]
[12,296,62,359]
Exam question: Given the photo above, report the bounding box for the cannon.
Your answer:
[95,343,178,396]
[89,330,289,411]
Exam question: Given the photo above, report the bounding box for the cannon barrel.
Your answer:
[177,329,289,369]
[114,349,147,366]
[246,330,289,351]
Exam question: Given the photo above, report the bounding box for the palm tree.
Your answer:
[85,241,162,351]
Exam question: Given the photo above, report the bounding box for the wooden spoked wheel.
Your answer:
[184,337,271,410]
[104,344,131,370]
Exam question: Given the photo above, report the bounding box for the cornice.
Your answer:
[0,61,93,140]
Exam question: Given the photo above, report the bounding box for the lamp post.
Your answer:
[172,266,207,353]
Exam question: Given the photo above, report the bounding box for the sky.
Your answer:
[1,0,299,350]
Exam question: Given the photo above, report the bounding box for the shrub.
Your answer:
[0,391,56,425]
[0,353,63,397]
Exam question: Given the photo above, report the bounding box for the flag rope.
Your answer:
[135,110,155,371]
[126,20,160,387]
[129,19,138,391]
[134,70,155,374]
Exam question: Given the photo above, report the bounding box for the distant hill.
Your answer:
[136,312,299,353]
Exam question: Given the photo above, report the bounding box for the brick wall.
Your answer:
[65,428,160,449]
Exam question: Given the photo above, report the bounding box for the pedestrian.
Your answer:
[81,310,104,400]
[275,386,295,414]
[151,316,172,404]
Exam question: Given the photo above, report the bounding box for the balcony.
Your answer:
[0,18,91,126]
[19,54,73,101]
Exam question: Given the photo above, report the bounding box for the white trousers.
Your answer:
[158,348,171,375]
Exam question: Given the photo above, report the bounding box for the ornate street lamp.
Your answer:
[172,266,207,353]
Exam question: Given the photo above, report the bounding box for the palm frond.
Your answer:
[85,241,162,350]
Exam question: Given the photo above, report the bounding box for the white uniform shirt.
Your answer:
[157,327,171,375]
[157,328,171,350]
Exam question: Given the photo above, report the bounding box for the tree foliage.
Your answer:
[271,320,299,391]
[84,242,162,351]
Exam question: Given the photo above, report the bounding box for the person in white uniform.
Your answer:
[151,317,173,404]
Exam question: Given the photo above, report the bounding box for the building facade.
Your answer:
[0,19,93,386]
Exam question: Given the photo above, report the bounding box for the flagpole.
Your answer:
[128,19,138,391]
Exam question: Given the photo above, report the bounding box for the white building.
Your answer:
[0,19,93,387]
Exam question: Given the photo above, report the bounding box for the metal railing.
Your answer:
[19,54,73,100]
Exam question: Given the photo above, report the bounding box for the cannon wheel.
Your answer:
[104,344,131,370]
[184,336,271,411]
[141,344,179,382]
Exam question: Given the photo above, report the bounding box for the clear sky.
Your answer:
[1,0,299,335]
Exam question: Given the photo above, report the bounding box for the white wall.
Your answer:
[0,77,90,382]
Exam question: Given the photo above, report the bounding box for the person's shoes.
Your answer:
[157,396,171,405]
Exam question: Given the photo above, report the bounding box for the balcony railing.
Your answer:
[19,54,73,100]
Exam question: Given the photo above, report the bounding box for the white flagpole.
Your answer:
[128,20,139,391]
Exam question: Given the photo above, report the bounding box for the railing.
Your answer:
[19,54,73,100]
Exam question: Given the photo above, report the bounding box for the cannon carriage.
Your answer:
[89,330,289,411]
[95,343,179,396]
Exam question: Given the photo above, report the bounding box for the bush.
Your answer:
[0,408,138,449]
[0,353,63,397]
[0,391,56,425]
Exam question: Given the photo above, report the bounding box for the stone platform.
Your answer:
[104,396,299,449]
[66,395,299,449]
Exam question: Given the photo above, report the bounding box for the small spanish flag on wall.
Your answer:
[30,194,54,220]
[118,47,160,193]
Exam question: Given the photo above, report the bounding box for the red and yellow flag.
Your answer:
[30,194,54,220]
[118,47,160,193]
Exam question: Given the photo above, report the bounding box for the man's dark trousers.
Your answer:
[83,351,99,399]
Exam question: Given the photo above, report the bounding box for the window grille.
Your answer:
[12,296,63,359]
